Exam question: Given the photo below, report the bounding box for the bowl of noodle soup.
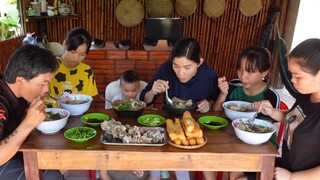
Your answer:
[222,101,257,121]
[163,97,195,117]
[112,99,146,118]
[36,108,70,134]
[232,118,276,145]
[59,94,93,116]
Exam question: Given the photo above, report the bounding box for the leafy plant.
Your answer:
[0,0,20,41]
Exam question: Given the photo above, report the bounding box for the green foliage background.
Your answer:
[0,0,20,41]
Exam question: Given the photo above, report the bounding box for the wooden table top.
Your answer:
[19,109,278,180]
[20,109,278,155]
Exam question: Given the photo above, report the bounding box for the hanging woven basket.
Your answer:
[203,0,226,18]
[115,0,144,27]
[146,0,173,18]
[175,0,197,17]
[239,0,262,17]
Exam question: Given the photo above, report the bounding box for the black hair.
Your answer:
[171,38,202,63]
[289,38,320,76]
[120,70,140,84]
[3,44,58,83]
[236,46,272,73]
[65,27,92,54]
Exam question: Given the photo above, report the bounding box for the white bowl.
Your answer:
[232,118,276,145]
[58,94,93,116]
[36,108,70,134]
[222,101,257,121]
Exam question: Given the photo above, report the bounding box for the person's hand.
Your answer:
[218,76,229,95]
[252,100,274,116]
[132,170,144,177]
[23,97,46,128]
[196,99,210,113]
[150,79,169,95]
[274,167,292,180]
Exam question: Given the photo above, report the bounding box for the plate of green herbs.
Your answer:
[64,126,97,142]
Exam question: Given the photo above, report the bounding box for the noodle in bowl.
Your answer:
[232,118,276,145]
[222,101,257,120]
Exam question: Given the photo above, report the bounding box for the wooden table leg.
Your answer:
[260,156,275,180]
[23,152,42,180]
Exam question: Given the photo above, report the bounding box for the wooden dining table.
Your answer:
[19,108,278,180]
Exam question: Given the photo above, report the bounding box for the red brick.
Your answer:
[115,68,133,75]
[98,88,106,93]
[105,76,119,83]
[127,51,148,60]
[149,51,170,60]
[94,60,115,69]
[156,60,167,68]
[95,74,106,79]
[82,49,181,106]
[135,70,154,77]
[142,70,157,76]
[138,75,149,82]
[106,50,126,59]
[95,77,106,84]
[86,50,105,59]
[83,59,94,66]
[115,60,135,71]
[94,69,114,75]
[136,61,156,70]
[97,84,107,91]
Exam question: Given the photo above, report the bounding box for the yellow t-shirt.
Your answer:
[49,57,98,97]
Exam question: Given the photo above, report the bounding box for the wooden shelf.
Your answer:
[25,15,81,37]
[26,15,80,20]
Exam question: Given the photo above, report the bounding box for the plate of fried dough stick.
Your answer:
[166,111,207,149]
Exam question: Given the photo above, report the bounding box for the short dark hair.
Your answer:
[120,70,140,84]
[3,44,58,83]
[171,38,202,64]
[236,46,272,73]
[289,38,320,76]
[65,27,92,54]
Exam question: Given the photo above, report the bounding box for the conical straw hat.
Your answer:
[203,0,226,18]
[175,0,197,17]
[45,42,64,57]
[146,0,173,18]
[115,0,144,27]
[239,0,262,17]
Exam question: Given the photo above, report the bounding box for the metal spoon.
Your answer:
[48,93,61,101]
[99,96,114,106]
[165,88,173,105]
[250,112,259,129]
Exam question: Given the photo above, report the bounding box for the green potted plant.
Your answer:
[0,0,20,41]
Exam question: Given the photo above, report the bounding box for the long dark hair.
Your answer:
[236,46,272,73]
[65,27,92,54]
[171,38,202,64]
[289,38,320,76]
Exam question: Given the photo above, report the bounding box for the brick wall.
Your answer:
[86,49,170,109]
